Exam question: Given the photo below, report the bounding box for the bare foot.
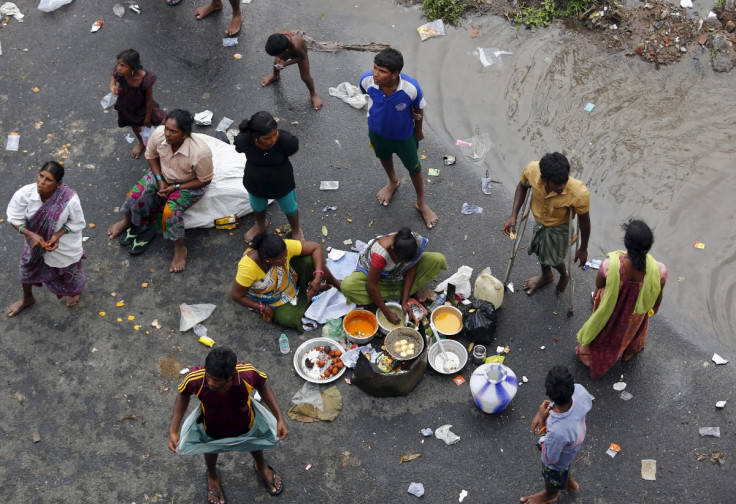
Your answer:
[556,272,570,294]
[520,490,559,504]
[415,202,438,229]
[290,227,305,242]
[107,220,130,240]
[206,471,225,504]
[244,220,268,244]
[261,74,280,87]
[523,274,554,295]
[224,12,241,36]
[66,294,81,307]
[195,1,222,20]
[170,244,187,273]
[311,94,323,111]
[8,297,35,317]
[376,180,400,206]
[566,475,579,492]
[130,142,145,159]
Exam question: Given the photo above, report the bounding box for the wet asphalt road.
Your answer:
[0,0,733,502]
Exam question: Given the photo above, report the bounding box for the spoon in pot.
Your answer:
[434,333,452,373]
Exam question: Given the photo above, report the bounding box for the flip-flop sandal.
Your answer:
[127,227,156,255]
[204,468,226,503]
[118,225,145,247]
[167,0,183,6]
[254,462,283,496]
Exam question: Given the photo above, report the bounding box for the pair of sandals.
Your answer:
[119,225,156,255]
[206,465,282,502]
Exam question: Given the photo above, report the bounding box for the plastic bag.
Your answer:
[291,382,324,410]
[328,82,368,109]
[38,0,73,12]
[417,19,445,41]
[100,93,117,109]
[179,303,216,331]
[321,318,344,341]
[478,47,513,68]
[463,300,497,344]
[458,128,493,162]
[435,265,473,298]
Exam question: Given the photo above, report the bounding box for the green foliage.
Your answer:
[714,0,725,8]
[423,0,468,26]
[513,0,597,28]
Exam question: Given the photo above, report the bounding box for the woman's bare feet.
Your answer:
[524,274,554,295]
[244,219,268,244]
[66,294,81,307]
[556,272,570,294]
[8,297,35,317]
[224,11,241,36]
[311,94,323,111]
[520,490,559,504]
[170,242,187,273]
[415,202,438,229]
[130,142,145,159]
[261,74,280,87]
[566,475,579,492]
[195,1,222,20]
[107,219,130,240]
[376,180,400,206]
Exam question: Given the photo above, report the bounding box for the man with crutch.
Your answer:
[502,152,590,297]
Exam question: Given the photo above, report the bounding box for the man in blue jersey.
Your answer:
[359,48,438,229]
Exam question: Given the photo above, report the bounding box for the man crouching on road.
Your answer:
[502,152,590,295]
[168,347,287,502]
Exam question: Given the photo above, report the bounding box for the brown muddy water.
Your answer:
[326,0,736,351]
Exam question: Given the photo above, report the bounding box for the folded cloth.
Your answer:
[326,250,359,280]
[304,288,356,324]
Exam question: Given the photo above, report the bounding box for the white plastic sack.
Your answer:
[1,2,24,20]
[435,265,473,298]
[328,82,368,109]
[38,0,73,12]
[100,92,117,109]
[179,303,216,332]
[183,134,266,228]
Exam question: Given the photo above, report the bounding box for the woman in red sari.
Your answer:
[576,220,667,379]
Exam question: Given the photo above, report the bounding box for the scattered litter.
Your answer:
[129,3,140,13]
[407,482,425,498]
[319,181,339,190]
[193,324,208,338]
[427,168,440,176]
[37,0,73,12]
[613,380,627,391]
[32,86,40,93]
[417,19,445,41]
[641,459,656,480]
[233,53,243,59]
[461,203,483,214]
[680,0,692,7]
[453,375,466,386]
[127,315,135,321]
[716,400,727,408]
[459,490,468,502]
[6,133,20,151]
[179,367,189,375]
[1,2,25,20]
[478,47,513,67]
[99,311,106,317]
[693,242,705,249]
[116,301,125,307]
[481,178,493,195]
[699,427,720,437]
[420,155,427,160]
[223,37,238,47]
[540,345,545,350]
[443,155,456,166]
[678,276,686,282]
[32,430,41,443]
[90,20,103,33]
[194,110,213,126]
[507,282,515,293]
[708,11,717,18]
[496,346,505,354]
[140,282,148,288]
[91,347,98,353]
[305,464,312,470]
[12,391,25,405]
[606,443,621,458]
[179,303,217,331]
[214,117,233,132]
[113,3,124,17]
[456,140,472,147]
[712,353,728,365]
[522,376,529,383]
[584,102,595,112]
[322,225,328,236]
[585,259,602,269]
[421,428,433,437]
[198,335,215,347]
[399,453,421,464]
[620,391,633,401]
[151,319,162,329]
[125,133,135,144]
[711,450,725,466]
[343,239,353,245]
[322,206,337,212]
[328,82,368,109]
[435,424,460,445]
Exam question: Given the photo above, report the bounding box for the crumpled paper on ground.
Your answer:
[287,385,342,422]
[194,110,213,126]
[179,303,216,331]
[328,82,368,109]
[435,265,473,298]
[407,482,425,498]
[1,3,24,20]
[435,424,460,445]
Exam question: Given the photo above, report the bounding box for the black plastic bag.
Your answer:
[463,300,497,344]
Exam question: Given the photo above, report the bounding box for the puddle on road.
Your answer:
[342,1,736,351]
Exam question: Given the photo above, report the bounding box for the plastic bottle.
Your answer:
[428,293,446,312]
[279,333,290,354]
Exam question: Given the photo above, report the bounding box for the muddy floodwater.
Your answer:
[343,1,736,351]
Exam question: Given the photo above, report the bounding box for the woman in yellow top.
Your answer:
[230,233,340,332]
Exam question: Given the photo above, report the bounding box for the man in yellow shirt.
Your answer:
[502,153,590,295]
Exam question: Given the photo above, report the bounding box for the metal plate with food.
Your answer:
[293,337,347,384]
[385,327,425,361]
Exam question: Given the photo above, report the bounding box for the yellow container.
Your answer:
[199,336,215,347]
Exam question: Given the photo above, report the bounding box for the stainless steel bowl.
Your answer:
[343,309,379,344]
[385,327,424,361]
[375,302,407,335]
[293,337,347,384]
[427,339,468,374]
